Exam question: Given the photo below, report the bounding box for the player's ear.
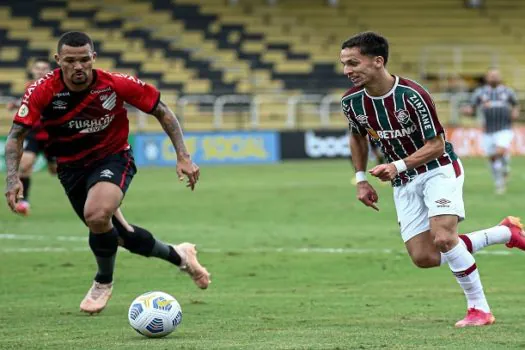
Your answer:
[374,56,384,68]
[54,54,60,67]
[92,51,97,62]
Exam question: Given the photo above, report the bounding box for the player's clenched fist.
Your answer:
[369,163,398,182]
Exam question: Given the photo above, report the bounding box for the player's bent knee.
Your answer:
[433,233,457,252]
[84,207,115,231]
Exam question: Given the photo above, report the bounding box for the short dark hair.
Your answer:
[57,31,94,53]
[341,32,389,66]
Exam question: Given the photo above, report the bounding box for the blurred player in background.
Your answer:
[340,32,525,327]
[462,68,519,194]
[4,31,210,315]
[6,57,55,215]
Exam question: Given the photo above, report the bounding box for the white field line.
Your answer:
[0,233,515,255]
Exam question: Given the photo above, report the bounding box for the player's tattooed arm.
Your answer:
[152,100,200,189]
[4,124,29,210]
[152,100,190,159]
[5,124,28,181]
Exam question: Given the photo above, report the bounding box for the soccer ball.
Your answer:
[128,291,183,338]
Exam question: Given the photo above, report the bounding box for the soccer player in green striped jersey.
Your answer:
[340,31,525,327]
[462,68,519,195]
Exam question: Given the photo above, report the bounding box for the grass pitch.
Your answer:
[1,158,524,349]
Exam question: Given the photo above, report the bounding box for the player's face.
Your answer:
[340,47,383,87]
[55,44,97,87]
[31,62,50,80]
[486,70,501,87]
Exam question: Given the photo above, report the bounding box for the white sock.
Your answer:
[440,226,512,265]
[503,154,511,175]
[492,159,505,188]
[462,226,511,253]
[443,242,490,313]
[440,238,466,265]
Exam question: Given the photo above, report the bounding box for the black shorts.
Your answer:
[57,149,137,224]
[24,135,55,163]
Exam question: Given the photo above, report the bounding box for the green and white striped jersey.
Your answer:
[341,76,458,186]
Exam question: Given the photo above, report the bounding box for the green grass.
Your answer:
[1,158,525,349]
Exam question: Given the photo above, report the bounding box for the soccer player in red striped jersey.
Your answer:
[340,32,525,327]
[6,58,55,216]
[4,31,210,314]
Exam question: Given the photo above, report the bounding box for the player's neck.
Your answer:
[365,72,395,97]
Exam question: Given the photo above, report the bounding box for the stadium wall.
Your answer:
[2,127,525,172]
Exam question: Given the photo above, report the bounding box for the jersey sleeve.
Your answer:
[407,88,444,140]
[508,88,518,106]
[348,115,367,136]
[13,83,46,128]
[111,73,161,113]
[341,98,367,136]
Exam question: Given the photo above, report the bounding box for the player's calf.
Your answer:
[405,231,442,268]
[408,251,441,268]
[112,220,211,289]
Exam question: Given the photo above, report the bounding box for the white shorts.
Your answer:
[393,160,465,242]
[483,129,514,156]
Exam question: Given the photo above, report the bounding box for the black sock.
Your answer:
[89,228,118,284]
[111,218,181,266]
[20,177,30,202]
[151,240,182,266]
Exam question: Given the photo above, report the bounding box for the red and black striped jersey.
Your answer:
[341,76,458,187]
[13,69,160,167]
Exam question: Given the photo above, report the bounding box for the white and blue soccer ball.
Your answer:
[128,291,183,338]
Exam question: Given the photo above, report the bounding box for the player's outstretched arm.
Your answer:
[4,123,29,211]
[350,133,379,211]
[151,100,200,190]
[403,135,445,170]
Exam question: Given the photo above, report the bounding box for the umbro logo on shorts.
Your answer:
[435,198,451,207]
[100,169,114,179]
